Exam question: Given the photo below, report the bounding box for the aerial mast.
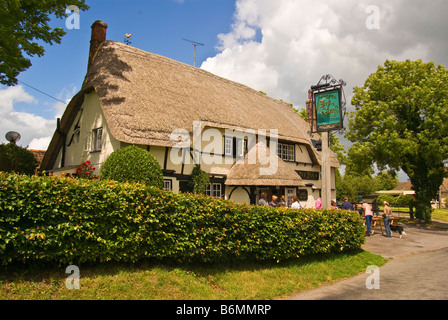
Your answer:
[182,38,204,67]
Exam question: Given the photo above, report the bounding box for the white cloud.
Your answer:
[202,0,447,109]
[0,85,74,150]
[201,0,448,181]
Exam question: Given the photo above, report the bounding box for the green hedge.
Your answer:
[0,172,365,265]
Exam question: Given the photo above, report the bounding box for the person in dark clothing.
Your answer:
[340,197,354,210]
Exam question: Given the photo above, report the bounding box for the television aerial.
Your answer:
[182,38,204,67]
[5,131,21,144]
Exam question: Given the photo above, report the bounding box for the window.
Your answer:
[224,137,233,156]
[206,183,222,198]
[225,136,247,158]
[277,143,295,161]
[163,179,172,191]
[92,127,103,151]
[237,138,247,158]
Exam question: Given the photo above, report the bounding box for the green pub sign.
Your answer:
[314,88,343,131]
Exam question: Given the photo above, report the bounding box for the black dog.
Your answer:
[390,224,406,238]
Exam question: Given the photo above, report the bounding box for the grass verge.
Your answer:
[0,250,386,300]
[432,209,448,222]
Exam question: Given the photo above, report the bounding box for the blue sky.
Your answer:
[2,0,448,182]
[1,0,237,136]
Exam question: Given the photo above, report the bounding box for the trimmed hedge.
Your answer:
[100,145,163,188]
[0,172,365,265]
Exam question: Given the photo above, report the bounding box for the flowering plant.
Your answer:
[75,160,97,179]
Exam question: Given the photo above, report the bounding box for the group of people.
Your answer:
[258,192,303,209]
[259,192,396,238]
[340,197,394,237]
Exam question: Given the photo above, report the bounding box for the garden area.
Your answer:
[0,170,385,300]
[0,144,383,299]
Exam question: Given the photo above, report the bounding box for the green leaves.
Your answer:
[347,59,448,221]
[0,172,365,266]
[0,0,89,85]
[100,146,163,188]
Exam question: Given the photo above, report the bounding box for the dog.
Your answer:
[390,224,407,238]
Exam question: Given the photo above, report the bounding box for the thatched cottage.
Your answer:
[41,21,340,207]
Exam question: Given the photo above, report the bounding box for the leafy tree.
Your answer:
[100,146,163,188]
[189,166,210,194]
[0,0,89,85]
[373,171,398,191]
[347,59,448,222]
[344,142,375,177]
[0,143,38,175]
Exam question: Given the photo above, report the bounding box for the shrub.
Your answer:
[100,146,163,188]
[0,143,38,175]
[0,172,365,265]
[189,166,210,194]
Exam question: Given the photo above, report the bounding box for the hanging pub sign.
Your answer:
[314,88,343,132]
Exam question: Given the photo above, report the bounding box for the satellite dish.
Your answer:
[5,131,21,144]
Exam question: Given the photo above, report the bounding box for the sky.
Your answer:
[1,0,448,180]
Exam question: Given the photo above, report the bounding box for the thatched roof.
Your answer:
[225,142,305,187]
[41,39,340,170]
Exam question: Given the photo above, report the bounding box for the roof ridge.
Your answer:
[105,40,294,109]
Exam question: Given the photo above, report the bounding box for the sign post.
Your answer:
[310,75,346,209]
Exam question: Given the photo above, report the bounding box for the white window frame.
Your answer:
[277,143,295,162]
[206,183,222,198]
[92,127,103,152]
[224,137,233,156]
[163,179,172,191]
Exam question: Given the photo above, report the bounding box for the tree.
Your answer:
[373,171,398,191]
[347,59,448,222]
[0,0,89,85]
[0,143,38,175]
[189,166,210,194]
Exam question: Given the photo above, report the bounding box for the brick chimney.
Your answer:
[305,90,317,131]
[88,20,108,69]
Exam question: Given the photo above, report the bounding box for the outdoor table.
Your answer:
[370,216,397,235]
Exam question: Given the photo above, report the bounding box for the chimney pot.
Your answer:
[88,20,108,69]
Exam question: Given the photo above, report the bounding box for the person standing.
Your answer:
[331,200,339,209]
[258,192,268,206]
[372,198,379,216]
[363,200,374,236]
[340,197,354,210]
[278,195,287,207]
[291,195,302,209]
[315,197,322,209]
[269,195,278,207]
[383,201,392,237]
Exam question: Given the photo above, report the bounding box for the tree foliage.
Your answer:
[347,59,448,221]
[0,143,38,175]
[0,0,89,85]
[189,166,210,195]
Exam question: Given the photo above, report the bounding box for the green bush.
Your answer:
[0,143,38,175]
[100,146,163,188]
[0,172,365,265]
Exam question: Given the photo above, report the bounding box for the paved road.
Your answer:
[286,221,448,300]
